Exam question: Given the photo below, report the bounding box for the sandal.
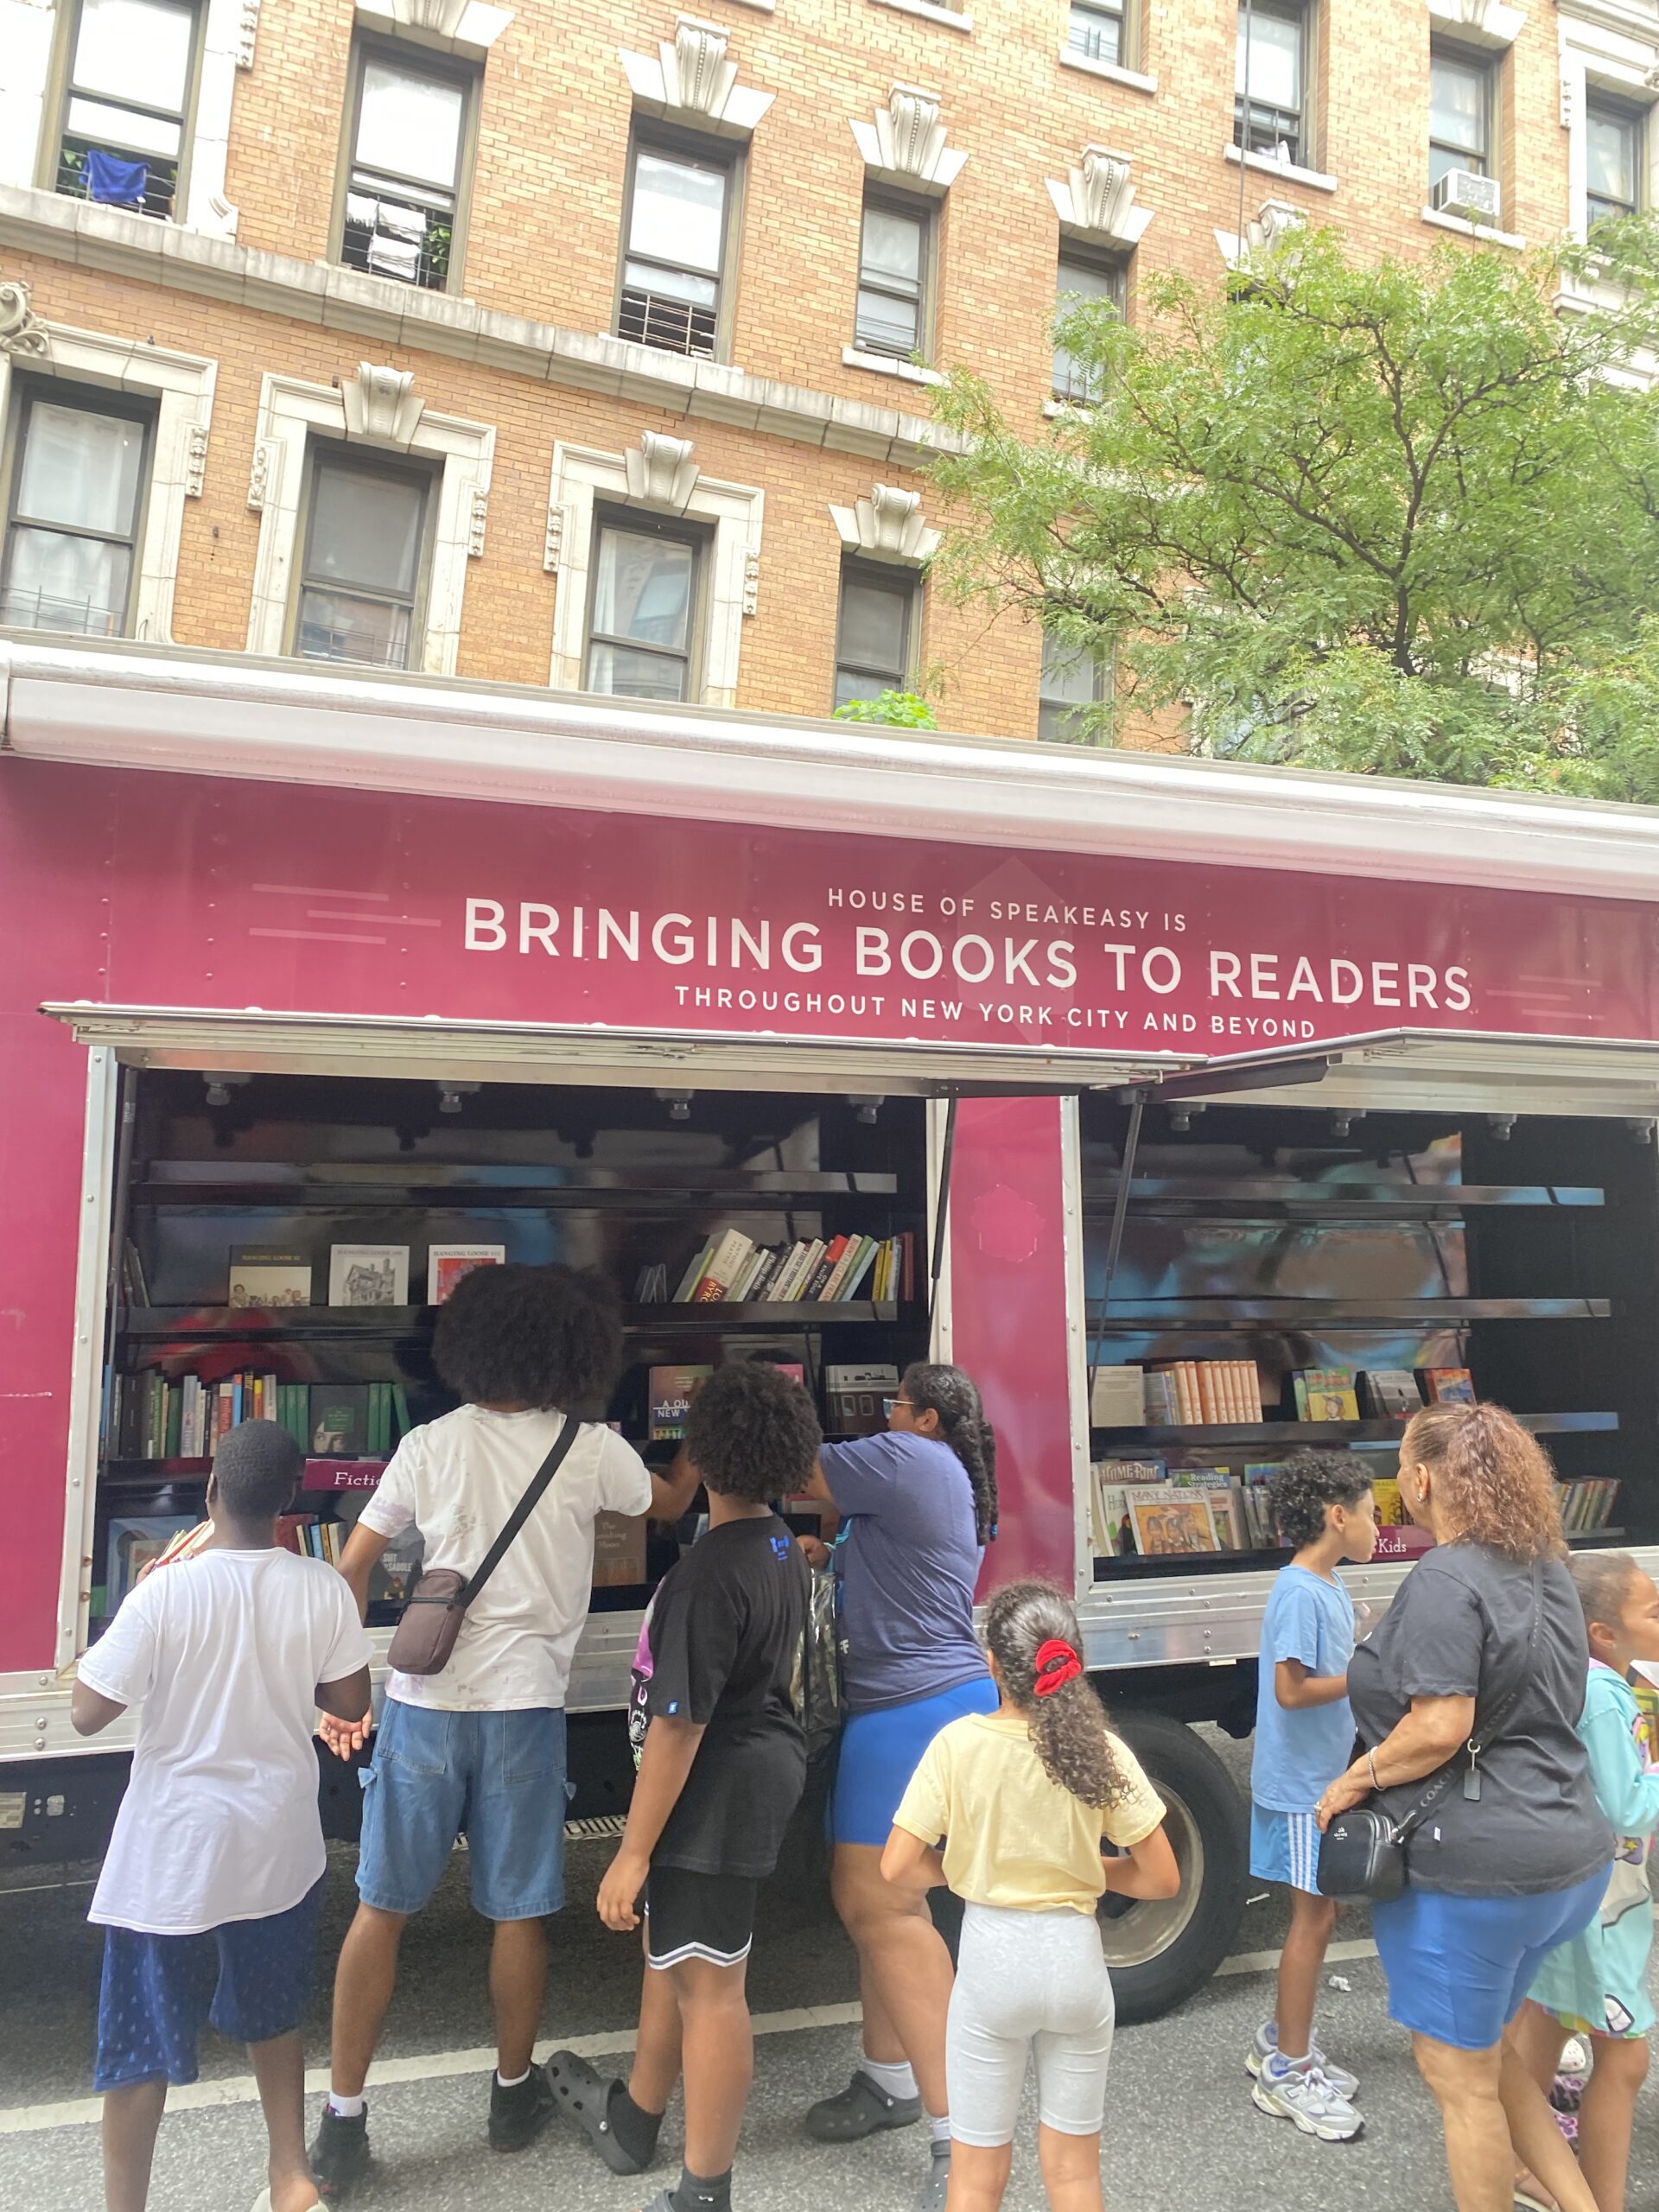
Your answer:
[546,2049,655,2177]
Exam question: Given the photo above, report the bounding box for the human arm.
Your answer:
[337,1521,389,1624]
[316,1665,372,1725]
[71,1681,127,1736]
[596,1715,704,1931]
[880,1826,947,1896]
[316,1556,380,1759]
[72,1577,159,1736]
[1275,1657,1351,1710]
[648,1445,703,1525]
[1585,1684,1659,1839]
[1315,1694,1474,1827]
[1100,1825,1181,1900]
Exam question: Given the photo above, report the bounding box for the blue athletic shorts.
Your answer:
[1250,1805,1324,1895]
[831,1675,1000,1847]
[357,1700,569,1922]
[93,1875,325,2091]
[1371,1866,1611,2051]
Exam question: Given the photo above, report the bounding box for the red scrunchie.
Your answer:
[1033,1637,1083,1698]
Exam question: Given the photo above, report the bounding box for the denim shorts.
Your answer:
[357,1700,570,1922]
[1371,1866,1610,2051]
[94,1876,325,2091]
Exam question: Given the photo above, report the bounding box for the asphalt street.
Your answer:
[3,1730,1654,2212]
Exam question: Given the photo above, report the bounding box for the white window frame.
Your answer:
[2,0,257,236]
[1559,9,1659,247]
[0,319,214,640]
[543,439,762,707]
[245,369,492,675]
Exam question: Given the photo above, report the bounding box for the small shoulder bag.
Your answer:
[385,1416,580,1677]
[1318,1560,1542,1904]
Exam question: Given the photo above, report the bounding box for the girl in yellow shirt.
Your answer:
[883,1580,1179,2212]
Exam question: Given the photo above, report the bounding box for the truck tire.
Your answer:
[1096,1708,1247,2024]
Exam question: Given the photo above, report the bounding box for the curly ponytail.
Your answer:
[902,1361,999,1545]
[1402,1402,1566,1564]
[984,1580,1126,1809]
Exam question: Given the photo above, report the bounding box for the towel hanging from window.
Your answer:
[85,149,149,207]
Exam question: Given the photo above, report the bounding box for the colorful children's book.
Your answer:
[648,1364,713,1440]
[427,1244,505,1303]
[1419,1367,1477,1404]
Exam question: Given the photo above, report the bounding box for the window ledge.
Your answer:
[1057,49,1157,95]
[870,0,973,27]
[1043,397,1096,418]
[843,346,947,387]
[1224,143,1338,194]
[1421,205,1526,251]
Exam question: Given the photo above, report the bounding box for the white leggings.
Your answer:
[945,1902,1116,2149]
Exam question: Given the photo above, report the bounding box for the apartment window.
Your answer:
[854,194,931,361]
[0,387,149,636]
[1067,0,1125,68]
[339,45,473,291]
[1429,48,1492,188]
[585,518,701,702]
[1587,99,1643,226]
[293,449,431,669]
[1235,2,1308,166]
[618,140,734,359]
[1053,254,1125,404]
[834,561,916,710]
[54,0,200,221]
[1039,630,1109,743]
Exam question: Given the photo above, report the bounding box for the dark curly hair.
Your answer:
[1268,1451,1376,1552]
[684,1358,823,1504]
[433,1262,623,1411]
[984,1580,1128,1809]
[903,1362,999,1545]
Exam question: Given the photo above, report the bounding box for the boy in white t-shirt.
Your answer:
[73,1420,372,2212]
[311,1262,701,2197]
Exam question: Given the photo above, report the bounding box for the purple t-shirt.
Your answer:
[820,1431,988,1713]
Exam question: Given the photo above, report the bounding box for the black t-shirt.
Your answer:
[1347,1542,1612,1897]
[640,1513,809,1878]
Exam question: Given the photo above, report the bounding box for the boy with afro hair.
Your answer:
[550,1357,818,2212]
[1248,1450,1379,2142]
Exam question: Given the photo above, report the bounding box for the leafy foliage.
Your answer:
[930,222,1659,793]
[832,689,939,728]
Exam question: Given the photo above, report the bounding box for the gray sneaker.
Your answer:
[912,2142,950,2212]
[1251,2058,1363,2143]
[1246,2021,1359,2101]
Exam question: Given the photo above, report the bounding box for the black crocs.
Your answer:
[804,2070,925,2143]
[546,2050,658,2176]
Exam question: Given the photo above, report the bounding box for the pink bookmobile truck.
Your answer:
[3,632,1658,2015]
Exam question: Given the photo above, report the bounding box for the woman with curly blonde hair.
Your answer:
[1317,1404,1612,2212]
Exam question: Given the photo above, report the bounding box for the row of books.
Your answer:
[110,1372,412,1461]
[1091,1460,1269,1557]
[1091,1361,1478,1427]
[1558,1478,1621,1534]
[636,1229,914,1308]
[125,1241,505,1311]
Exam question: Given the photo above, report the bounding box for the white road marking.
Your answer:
[1213,1936,1378,1978]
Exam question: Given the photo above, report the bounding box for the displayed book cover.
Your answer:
[592,1510,649,1588]
[649,1363,713,1440]
[826,1362,899,1436]
[1363,1370,1424,1420]
[310,1384,372,1455]
[693,1229,757,1304]
[227,1247,312,1308]
[1090,1365,1147,1427]
[1094,1459,1166,1486]
[1420,1367,1477,1404]
[1092,1479,1141,1558]
[1371,1476,1407,1528]
[329,1244,409,1307]
[105,1515,198,1611]
[1293,1368,1361,1421]
[1142,1369,1179,1425]
[1128,1488,1219,1557]
[428,1244,505,1303]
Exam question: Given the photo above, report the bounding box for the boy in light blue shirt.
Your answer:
[1248,1452,1378,2144]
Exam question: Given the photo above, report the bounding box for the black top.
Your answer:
[639,1513,809,1879]
[1347,1542,1612,1897]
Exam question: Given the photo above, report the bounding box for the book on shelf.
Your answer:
[1371,1476,1407,1528]
[1142,1369,1179,1424]
[105,1515,198,1610]
[121,1238,149,1308]
[1142,1360,1262,1427]
[1090,1365,1146,1427]
[649,1364,712,1440]
[1128,1487,1221,1557]
[328,1244,410,1308]
[1419,1367,1477,1405]
[1363,1370,1424,1420]
[694,1229,760,1304]
[1557,1478,1618,1535]
[111,1374,410,1465]
[427,1244,505,1304]
[826,1362,899,1436]
[1169,1467,1246,1549]
[1242,1464,1288,1549]
[634,1262,670,1303]
[310,1384,371,1456]
[227,1247,312,1308]
[648,1230,911,1307]
[1293,1368,1362,1422]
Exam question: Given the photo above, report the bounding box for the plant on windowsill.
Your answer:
[832,690,938,728]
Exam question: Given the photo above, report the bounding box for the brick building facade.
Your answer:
[0,0,1653,742]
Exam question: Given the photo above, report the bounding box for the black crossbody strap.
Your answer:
[1395,1559,1543,1843]
[460,1417,581,1608]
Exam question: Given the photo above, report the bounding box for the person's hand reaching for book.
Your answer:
[797,1534,830,1570]
[317,1707,375,1762]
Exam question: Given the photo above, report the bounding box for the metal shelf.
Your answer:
[1084,1298,1611,1328]
[1090,1412,1620,1447]
[120,1300,905,1338]
[1081,1179,1603,1218]
[624,1302,901,1329]
[130,1170,906,1211]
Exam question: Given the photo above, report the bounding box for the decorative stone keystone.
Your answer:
[0,269,50,360]
[341,364,425,447]
[851,84,969,193]
[624,433,701,512]
[620,16,774,134]
[829,483,941,565]
[1046,146,1154,250]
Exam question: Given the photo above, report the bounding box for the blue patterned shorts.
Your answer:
[93,1875,325,2090]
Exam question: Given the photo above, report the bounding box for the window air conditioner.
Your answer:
[1433,168,1500,226]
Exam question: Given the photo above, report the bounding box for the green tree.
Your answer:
[930,222,1659,794]
[832,689,938,728]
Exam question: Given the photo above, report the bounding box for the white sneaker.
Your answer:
[1251,2057,1363,2143]
[1246,2020,1359,2101]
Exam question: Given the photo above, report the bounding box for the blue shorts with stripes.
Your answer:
[1251,1805,1324,1896]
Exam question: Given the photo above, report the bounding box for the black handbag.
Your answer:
[1318,1560,1542,1903]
